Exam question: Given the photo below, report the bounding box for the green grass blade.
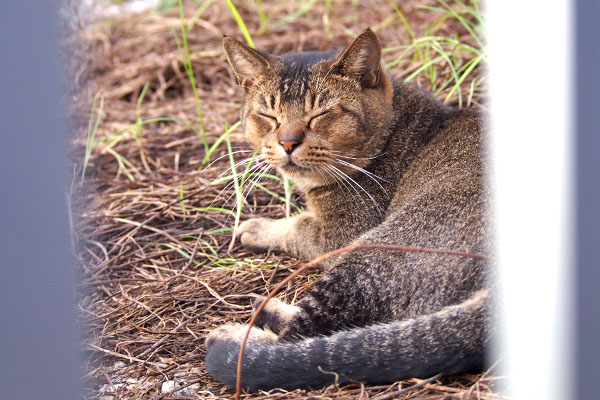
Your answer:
[134,82,150,142]
[175,0,207,152]
[105,147,136,182]
[187,0,215,29]
[323,0,331,38]
[387,0,426,66]
[226,128,244,250]
[254,183,302,213]
[271,0,318,29]
[443,52,484,104]
[196,206,237,218]
[428,38,462,105]
[81,96,104,184]
[225,0,255,48]
[403,55,444,82]
[202,120,241,165]
[436,0,483,48]
[256,0,268,33]
[179,184,188,215]
[157,243,205,265]
[283,176,292,217]
[97,117,198,146]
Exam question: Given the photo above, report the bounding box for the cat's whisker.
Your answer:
[329,150,388,161]
[231,162,274,225]
[224,160,270,203]
[201,157,267,218]
[241,162,273,205]
[216,160,272,227]
[202,150,256,170]
[211,154,264,183]
[323,164,370,209]
[328,164,383,215]
[333,158,392,196]
[311,164,332,186]
[313,164,345,195]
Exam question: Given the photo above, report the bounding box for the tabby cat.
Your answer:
[205,28,493,391]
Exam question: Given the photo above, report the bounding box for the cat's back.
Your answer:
[387,107,488,252]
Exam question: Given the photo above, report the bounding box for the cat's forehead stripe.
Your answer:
[279,67,310,100]
[277,51,337,102]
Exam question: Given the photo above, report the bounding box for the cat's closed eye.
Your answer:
[254,112,280,129]
[309,110,330,130]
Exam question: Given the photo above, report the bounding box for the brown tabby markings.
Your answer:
[205,29,493,392]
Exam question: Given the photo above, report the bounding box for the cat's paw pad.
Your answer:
[205,323,277,350]
[252,296,301,335]
[238,218,276,252]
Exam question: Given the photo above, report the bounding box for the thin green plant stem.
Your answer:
[196,206,237,218]
[225,0,255,48]
[433,49,482,95]
[436,0,483,48]
[404,55,444,82]
[226,129,244,251]
[105,147,136,182]
[283,176,292,217]
[187,0,215,29]
[202,120,241,165]
[323,0,331,38]
[175,0,207,152]
[255,183,302,213]
[134,82,150,142]
[179,184,188,215]
[256,0,268,34]
[270,0,318,29]
[387,0,424,63]
[443,52,484,104]
[81,96,104,184]
[428,39,463,105]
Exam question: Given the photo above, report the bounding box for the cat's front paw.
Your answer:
[252,296,302,336]
[238,217,280,252]
[205,323,277,351]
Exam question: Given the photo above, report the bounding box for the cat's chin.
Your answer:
[275,165,329,193]
[279,162,311,174]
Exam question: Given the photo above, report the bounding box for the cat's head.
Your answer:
[223,29,394,191]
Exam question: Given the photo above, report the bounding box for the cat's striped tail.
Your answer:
[205,289,491,392]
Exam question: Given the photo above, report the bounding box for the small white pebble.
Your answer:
[161,380,177,393]
[113,361,126,369]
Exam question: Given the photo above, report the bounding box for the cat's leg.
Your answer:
[237,213,325,260]
[251,259,380,338]
[250,296,302,335]
[206,323,278,348]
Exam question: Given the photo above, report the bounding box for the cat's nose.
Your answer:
[278,121,305,155]
[279,139,301,154]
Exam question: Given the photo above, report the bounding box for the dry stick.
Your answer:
[137,314,203,360]
[163,229,204,291]
[235,243,493,399]
[371,373,443,400]
[97,185,210,263]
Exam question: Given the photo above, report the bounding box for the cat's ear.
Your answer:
[330,28,382,88]
[223,37,272,92]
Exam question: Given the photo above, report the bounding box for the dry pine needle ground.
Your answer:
[66,0,503,398]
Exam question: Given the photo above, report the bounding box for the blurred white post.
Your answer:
[487,1,574,399]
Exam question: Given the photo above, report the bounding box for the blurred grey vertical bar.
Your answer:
[576,1,600,400]
[0,1,81,400]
